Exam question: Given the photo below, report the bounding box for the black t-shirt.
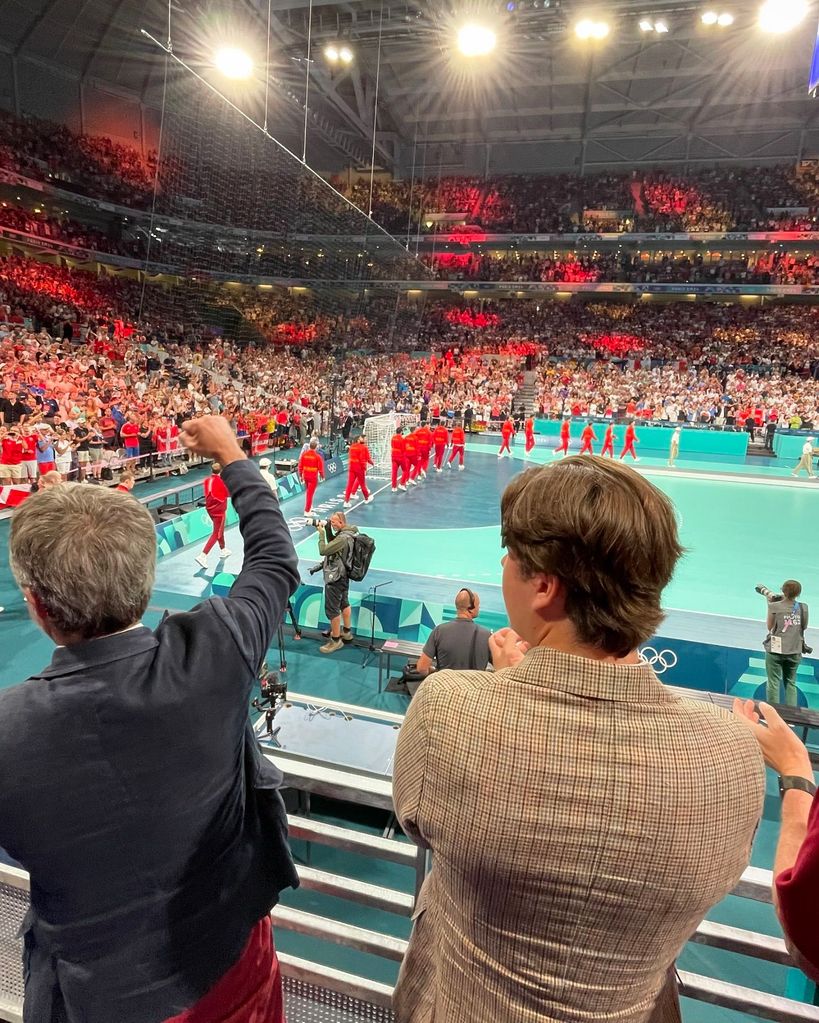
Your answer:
[421,619,492,672]
[74,426,90,452]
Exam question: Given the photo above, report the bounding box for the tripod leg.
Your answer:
[278,624,287,673]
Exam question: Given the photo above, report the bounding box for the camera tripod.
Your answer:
[361,580,393,669]
[275,599,302,674]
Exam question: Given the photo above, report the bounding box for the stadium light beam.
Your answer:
[324,44,340,62]
[457,23,498,57]
[639,18,654,31]
[758,0,807,33]
[339,45,354,64]
[701,10,718,23]
[214,46,254,80]
[717,11,734,24]
[576,18,610,39]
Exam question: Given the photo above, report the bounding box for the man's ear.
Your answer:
[531,574,565,614]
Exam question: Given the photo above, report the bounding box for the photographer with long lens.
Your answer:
[758,580,810,706]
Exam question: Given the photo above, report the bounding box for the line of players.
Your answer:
[295,422,470,516]
[497,416,640,462]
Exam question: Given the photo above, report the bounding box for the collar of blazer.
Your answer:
[506,645,674,704]
[31,626,158,679]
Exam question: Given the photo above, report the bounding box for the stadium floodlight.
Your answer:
[716,11,734,24]
[639,18,654,30]
[576,18,609,39]
[701,10,718,23]
[457,23,498,56]
[759,0,807,33]
[214,46,254,80]
[654,19,669,32]
[339,45,354,63]
[324,44,340,62]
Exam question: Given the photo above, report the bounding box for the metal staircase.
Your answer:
[518,369,538,415]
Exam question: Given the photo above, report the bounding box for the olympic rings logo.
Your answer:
[639,646,678,673]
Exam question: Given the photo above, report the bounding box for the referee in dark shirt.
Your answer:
[415,588,492,676]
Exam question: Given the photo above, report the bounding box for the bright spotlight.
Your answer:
[457,23,497,57]
[759,0,807,32]
[639,18,654,30]
[214,46,254,80]
[324,44,340,62]
[339,45,354,63]
[576,18,609,39]
[701,10,718,23]
[654,19,669,32]
[717,11,734,24]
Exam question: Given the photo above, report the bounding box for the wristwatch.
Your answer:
[779,775,817,798]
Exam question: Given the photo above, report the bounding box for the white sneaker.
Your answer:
[458,464,464,471]
[343,500,352,508]
[366,495,373,503]
[195,553,208,570]
[0,606,4,613]
[421,470,427,478]
[633,457,641,462]
[435,467,442,473]
[218,548,232,559]
[391,487,397,492]
[398,484,407,492]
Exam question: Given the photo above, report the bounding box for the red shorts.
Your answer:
[38,462,56,475]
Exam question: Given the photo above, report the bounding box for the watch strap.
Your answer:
[779,775,817,798]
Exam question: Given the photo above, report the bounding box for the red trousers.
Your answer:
[433,444,446,469]
[166,917,284,1023]
[554,438,569,455]
[620,441,637,460]
[525,434,535,452]
[499,436,512,454]
[391,458,404,488]
[601,440,614,458]
[419,448,431,472]
[345,466,369,501]
[580,440,594,455]
[401,458,419,485]
[448,445,464,466]
[303,475,319,513]
[203,513,226,554]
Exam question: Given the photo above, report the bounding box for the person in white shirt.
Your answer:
[668,426,682,467]
[258,457,278,492]
[792,437,816,479]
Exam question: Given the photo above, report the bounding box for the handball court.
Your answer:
[0,434,817,1020]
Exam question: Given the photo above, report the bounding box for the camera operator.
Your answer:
[315,511,358,654]
[760,580,809,706]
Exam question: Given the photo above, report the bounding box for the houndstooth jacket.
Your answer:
[392,646,765,1023]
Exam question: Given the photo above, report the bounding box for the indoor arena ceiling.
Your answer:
[0,0,818,172]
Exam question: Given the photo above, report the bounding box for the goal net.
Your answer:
[364,413,419,478]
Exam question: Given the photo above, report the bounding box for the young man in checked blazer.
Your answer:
[393,455,765,1023]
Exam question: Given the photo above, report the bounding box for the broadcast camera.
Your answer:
[755,584,784,602]
[251,661,288,737]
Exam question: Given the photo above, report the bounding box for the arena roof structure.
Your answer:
[1,0,818,175]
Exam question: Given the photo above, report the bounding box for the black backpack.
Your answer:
[345,532,376,581]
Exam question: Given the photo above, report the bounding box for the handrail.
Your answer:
[679,972,819,1022]
[296,866,414,916]
[692,920,791,965]
[270,906,408,962]
[287,815,417,866]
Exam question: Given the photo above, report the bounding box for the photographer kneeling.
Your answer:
[315,511,358,654]
[760,580,810,706]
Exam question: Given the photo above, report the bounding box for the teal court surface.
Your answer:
[1,433,818,1021]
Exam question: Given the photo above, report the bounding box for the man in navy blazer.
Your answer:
[2,416,301,1023]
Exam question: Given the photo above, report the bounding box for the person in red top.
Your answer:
[391,428,407,492]
[554,419,571,458]
[20,428,38,483]
[432,423,449,472]
[0,427,24,485]
[196,463,232,569]
[579,422,597,455]
[115,471,136,494]
[298,438,325,513]
[619,421,640,461]
[275,408,289,444]
[625,400,637,419]
[415,424,433,477]
[524,416,535,455]
[402,431,420,487]
[120,414,141,462]
[448,424,466,470]
[344,436,374,507]
[498,417,515,458]
[733,699,819,982]
[601,423,615,458]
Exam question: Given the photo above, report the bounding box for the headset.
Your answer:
[457,587,477,614]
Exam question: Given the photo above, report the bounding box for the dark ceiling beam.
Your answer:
[12,0,63,57]
[80,0,130,79]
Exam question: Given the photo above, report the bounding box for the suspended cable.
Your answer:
[367,0,384,218]
[302,0,314,162]
[405,112,419,250]
[263,0,272,134]
[139,1,171,321]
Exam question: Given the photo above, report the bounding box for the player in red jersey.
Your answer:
[298,437,325,513]
[432,423,449,472]
[402,431,420,487]
[344,436,374,506]
[524,416,535,455]
[579,422,597,455]
[619,421,640,462]
[196,463,231,569]
[498,417,515,458]
[415,423,433,477]
[554,419,571,457]
[601,423,615,458]
[391,428,407,492]
[448,424,466,470]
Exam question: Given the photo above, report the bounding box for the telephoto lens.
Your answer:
[755,584,783,602]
